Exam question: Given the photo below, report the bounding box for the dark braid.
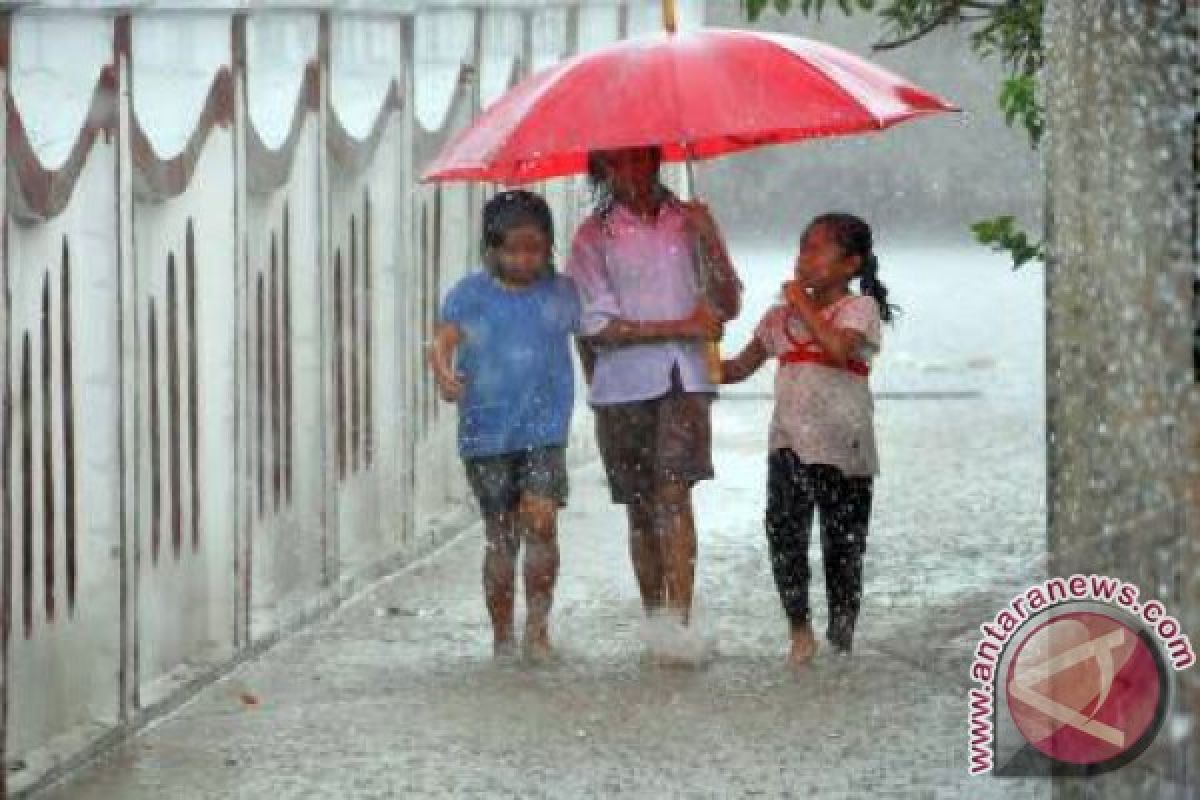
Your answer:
[811,212,898,323]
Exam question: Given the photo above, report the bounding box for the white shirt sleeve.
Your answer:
[564,219,620,337]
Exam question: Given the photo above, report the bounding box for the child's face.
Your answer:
[494,224,550,286]
[793,223,860,291]
[600,148,661,206]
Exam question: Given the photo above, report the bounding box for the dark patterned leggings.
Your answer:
[765,448,873,651]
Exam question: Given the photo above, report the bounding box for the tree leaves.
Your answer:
[999,74,1044,146]
[971,216,1044,269]
[743,0,878,23]
[744,0,1047,268]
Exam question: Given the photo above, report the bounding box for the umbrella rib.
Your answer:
[666,45,686,151]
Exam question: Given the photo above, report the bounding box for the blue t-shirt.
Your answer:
[440,270,581,459]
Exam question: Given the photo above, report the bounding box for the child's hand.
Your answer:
[718,361,737,385]
[428,323,466,403]
[783,280,814,311]
[681,302,724,341]
[432,363,466,403]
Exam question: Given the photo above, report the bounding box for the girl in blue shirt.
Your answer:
[429,190,581,663]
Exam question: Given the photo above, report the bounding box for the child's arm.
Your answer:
[584,304,722,347]
[783,283,868,367]
[567,219,723,347]
[721,338,769,385]
[427,322,465,402]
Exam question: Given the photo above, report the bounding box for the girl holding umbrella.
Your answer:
[567,145,741,660]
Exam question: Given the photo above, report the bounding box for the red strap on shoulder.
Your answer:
[778,304,869,377]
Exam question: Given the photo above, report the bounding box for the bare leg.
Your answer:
[518,495,560,660]
[627,500,665,613]
[482,512,519,656]
[657,480,697,625]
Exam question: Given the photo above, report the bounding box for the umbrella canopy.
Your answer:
[422,28,959,185]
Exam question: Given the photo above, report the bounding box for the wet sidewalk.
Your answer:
[39,390,1050,799]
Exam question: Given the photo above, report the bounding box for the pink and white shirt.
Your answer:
[566,201,715,406]
[753,294,882,476]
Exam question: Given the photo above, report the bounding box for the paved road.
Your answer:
[39,386,1051,799]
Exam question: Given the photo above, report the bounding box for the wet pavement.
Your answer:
[38,382,1052,799]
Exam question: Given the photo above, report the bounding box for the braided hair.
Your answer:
[810,212,898,323]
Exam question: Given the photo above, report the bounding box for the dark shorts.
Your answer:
[594,373,715,506]
[463,445,569,516]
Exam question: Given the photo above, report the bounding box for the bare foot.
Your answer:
[787,623,818,668]
[523,625,556,665]
[494,637,519,664]
[640,611,713,669]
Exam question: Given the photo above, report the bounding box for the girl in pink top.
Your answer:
[721,213,895,667]
[567,147,741,661]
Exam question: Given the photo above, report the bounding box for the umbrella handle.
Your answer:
[704,335,724,384]
[662,0,677,34]
[685,153,697,198]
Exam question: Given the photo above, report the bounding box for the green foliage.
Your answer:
[743,0,1046,267]
[971,215,1044,269]
[744,0,1044,145]
[743,0,877,19]
[998,74,1044,146]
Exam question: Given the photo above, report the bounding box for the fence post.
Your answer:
[230,13,251,648]
[397,14,417,551]
[316,12,337,588]
[0,12,9,799]
[112,12,140,721]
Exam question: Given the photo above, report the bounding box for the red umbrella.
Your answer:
[422,27,959,185]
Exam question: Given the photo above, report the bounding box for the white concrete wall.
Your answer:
[5,97,124,768]
[0,3,656,794]
[243,15,326,641]
[129,12,241,710]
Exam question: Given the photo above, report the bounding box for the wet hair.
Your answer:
[808,212,898,323]
[480,189,556,277]
[586,147,673,218]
